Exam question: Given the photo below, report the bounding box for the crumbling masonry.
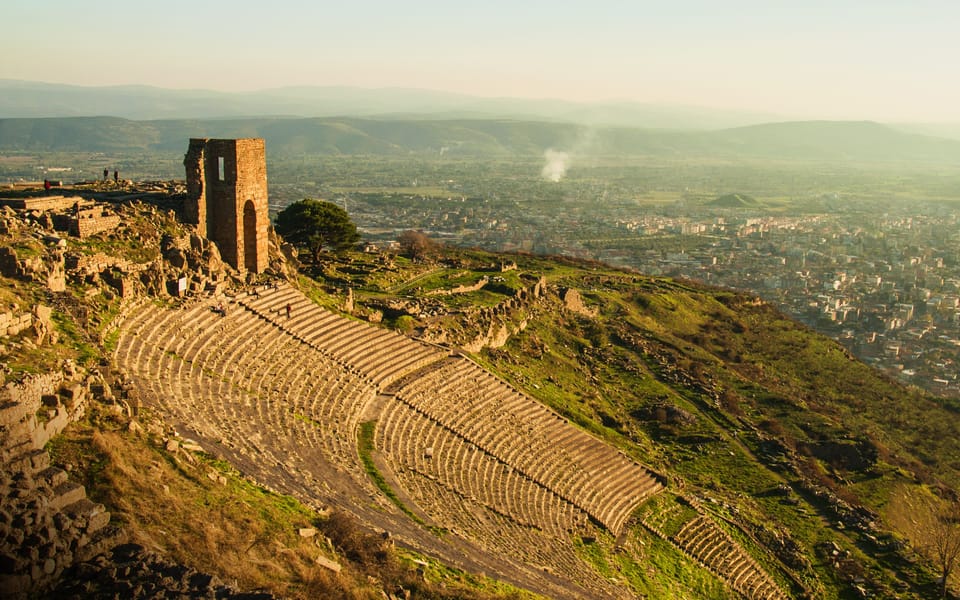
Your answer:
[183,138,269,273]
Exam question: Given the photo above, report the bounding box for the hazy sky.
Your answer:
[4,0,958,121]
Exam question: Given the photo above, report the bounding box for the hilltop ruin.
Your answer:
[183,138,269,273]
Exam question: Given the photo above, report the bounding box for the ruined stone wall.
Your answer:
[0,311,37,338]
[72,208,121,238]
[36,203,119,239]
[0,196,85,212]
[230,138,269,273]
[454,275,548,352]
[0,304,55,346]
[560,287,598,317]
[183,140,206,230]
[183,138,269,273]
[65,253,137,275]
[0,373,75,451]
[426,276,490,297]
[0,247,66,293]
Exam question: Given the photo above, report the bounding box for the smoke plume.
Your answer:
[540,149,570,182]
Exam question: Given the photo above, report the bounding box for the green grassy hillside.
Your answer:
[330,248,960,598]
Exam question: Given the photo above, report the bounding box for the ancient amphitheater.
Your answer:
[114,282,789,599]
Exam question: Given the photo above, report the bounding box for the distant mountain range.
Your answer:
[0,79,796,130]
[1,115,959,163]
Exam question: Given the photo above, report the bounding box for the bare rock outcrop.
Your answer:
[561,287,597,317]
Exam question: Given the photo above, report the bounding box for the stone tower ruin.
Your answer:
[183,138,269,273]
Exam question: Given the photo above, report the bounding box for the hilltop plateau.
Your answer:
[1,182,960,599]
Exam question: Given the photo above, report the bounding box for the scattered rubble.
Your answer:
[52,543,276,599]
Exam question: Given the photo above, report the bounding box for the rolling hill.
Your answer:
[2,115,960,163]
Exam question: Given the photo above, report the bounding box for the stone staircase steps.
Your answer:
[391,356,662,535]
[663,511,789,600]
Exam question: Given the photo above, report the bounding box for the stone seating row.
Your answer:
[375,397,588,536]
[121,306,398,524]
[391,463,620,598]
[235,283,447,389]
[115,299,377,477]
[391,356,663,534]
[135,336,283,466]
[672,514,788,600]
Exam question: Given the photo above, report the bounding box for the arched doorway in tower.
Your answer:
[242,200,258,272]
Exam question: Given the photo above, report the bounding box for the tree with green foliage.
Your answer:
[274,199,360,261]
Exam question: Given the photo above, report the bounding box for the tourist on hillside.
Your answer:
[285,303,292,319]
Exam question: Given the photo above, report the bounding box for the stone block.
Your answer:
[60,385,85,411]
[49,481,85,511]
[37,467,69,489]
[0,247,18,277]
[85,510,110,535]
[315,554,341,573]
[75,527,125,563]
[180,441,204,453]
[33,410,69,448]
[0,400,27,427]
[33,305,52,323]
[7,448,49,476]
